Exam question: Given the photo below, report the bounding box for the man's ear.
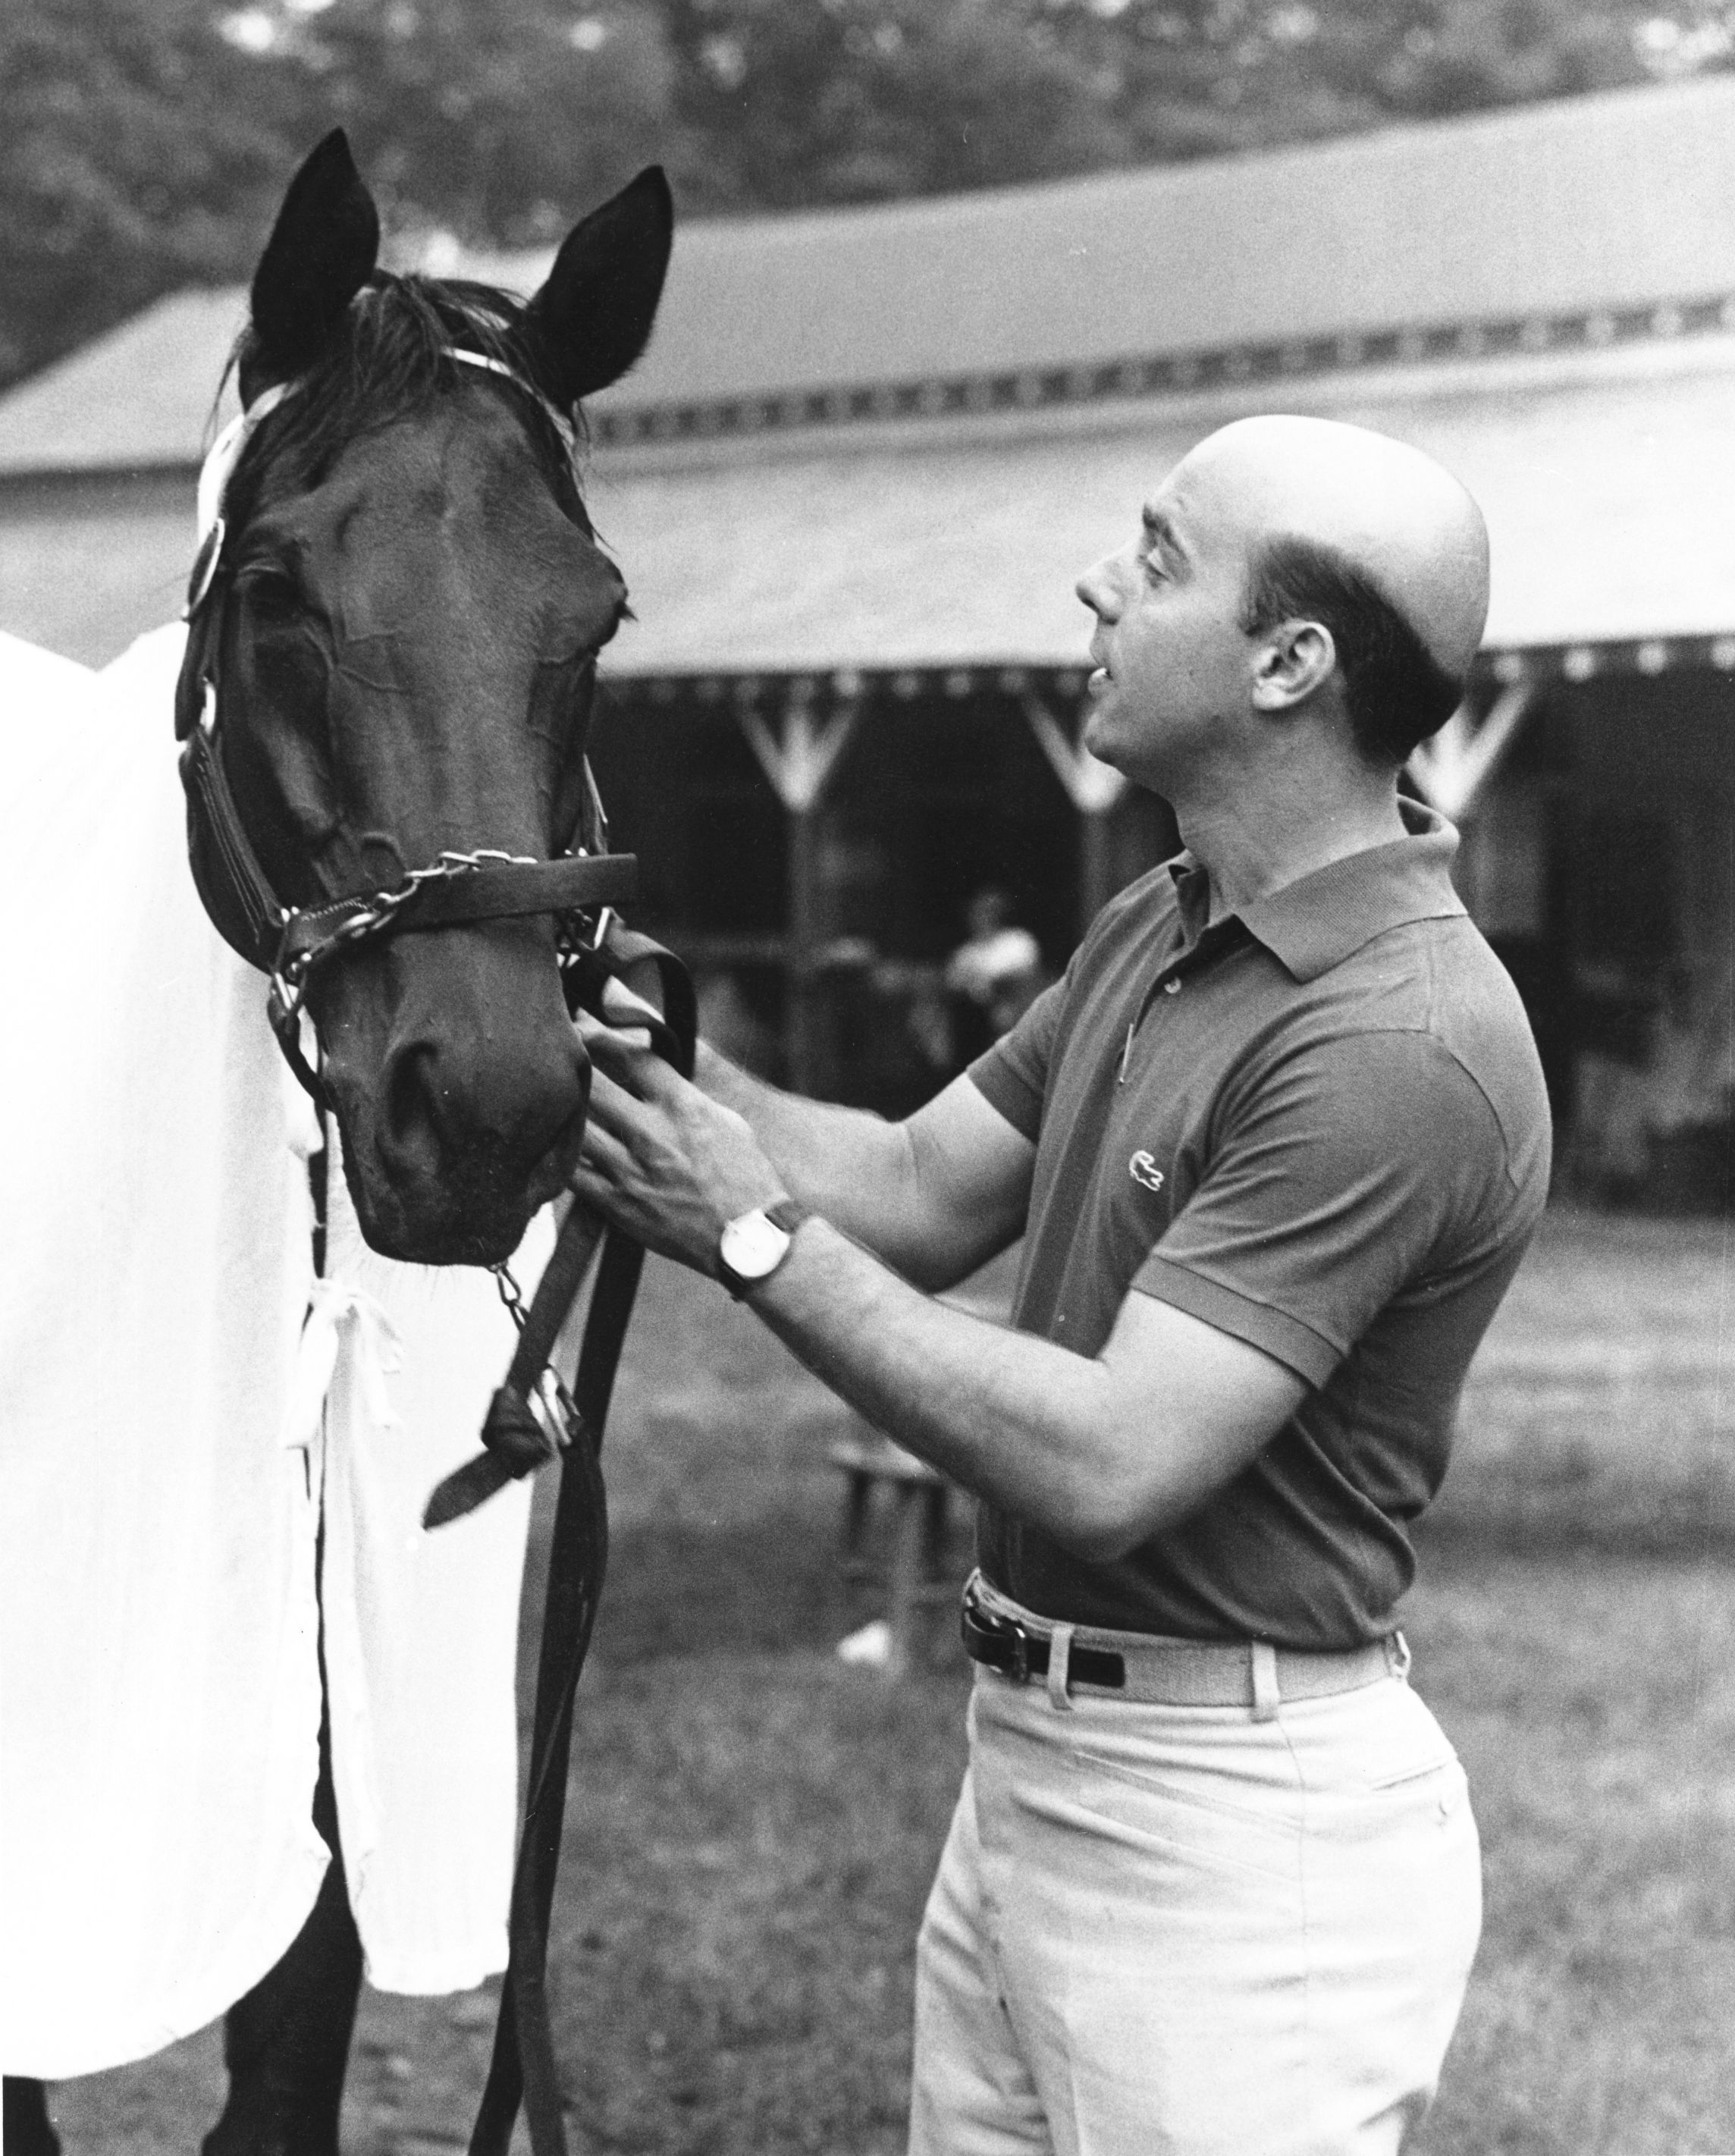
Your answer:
[1250,620,1336,713]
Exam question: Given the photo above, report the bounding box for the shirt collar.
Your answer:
[1166,800,1466,984]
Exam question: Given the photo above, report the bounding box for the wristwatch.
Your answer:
[716,1197,811,1298]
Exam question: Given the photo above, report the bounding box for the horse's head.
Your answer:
[177,133,670,1266]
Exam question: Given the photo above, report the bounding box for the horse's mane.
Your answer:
[221,272,591,533]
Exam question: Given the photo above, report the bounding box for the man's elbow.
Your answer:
[1044,1466,1179,1566]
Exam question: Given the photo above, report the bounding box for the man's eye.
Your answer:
[1142,549,1166,582]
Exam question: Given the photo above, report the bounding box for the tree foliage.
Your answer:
[2,0,1730,388]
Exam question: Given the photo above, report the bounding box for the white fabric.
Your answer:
[0,632,100,713]
[910,1665,1481,2156]
[0,626,543,2076]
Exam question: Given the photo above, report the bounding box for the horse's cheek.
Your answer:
[238,623,343,852]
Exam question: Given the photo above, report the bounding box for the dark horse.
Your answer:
[2,131,670,2156]
[195,128,670,1269]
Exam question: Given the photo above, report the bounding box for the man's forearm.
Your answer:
[573,1044,1295,1548]
[745,1216,1137,1560]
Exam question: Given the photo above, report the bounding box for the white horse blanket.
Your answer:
[0,625,544,2078]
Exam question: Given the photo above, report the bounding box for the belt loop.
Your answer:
[1046,1624,1076,1712]
[1386,1630,1413,1684]
[1250,1640,1280,1722]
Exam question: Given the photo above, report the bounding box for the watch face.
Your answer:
[719,1209,791,1282]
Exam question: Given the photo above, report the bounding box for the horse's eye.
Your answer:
[236,565,303,617]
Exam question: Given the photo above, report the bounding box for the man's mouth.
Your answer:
[1087,665,1110,695]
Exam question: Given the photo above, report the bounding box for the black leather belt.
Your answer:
[962,1602,1128,1689]
[960,1574,1404,1709]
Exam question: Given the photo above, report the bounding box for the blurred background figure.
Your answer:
[943,887,1046,1069]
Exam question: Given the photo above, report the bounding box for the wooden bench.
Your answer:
[830,1424,955,1674]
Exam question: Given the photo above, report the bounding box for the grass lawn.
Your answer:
[47,1207,1735,2154]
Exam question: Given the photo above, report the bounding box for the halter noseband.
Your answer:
[178,348,637,1100]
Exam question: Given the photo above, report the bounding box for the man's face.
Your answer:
[1075,457,1253,793]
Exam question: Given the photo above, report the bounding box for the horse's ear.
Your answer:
[246,130,380,395]
[526,166,673,404]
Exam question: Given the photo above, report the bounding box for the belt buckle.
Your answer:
[965,1586,1034,1682]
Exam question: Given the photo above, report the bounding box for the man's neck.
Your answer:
[1174,768,1410,925]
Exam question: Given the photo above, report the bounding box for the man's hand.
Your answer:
[573,1018,789,1277]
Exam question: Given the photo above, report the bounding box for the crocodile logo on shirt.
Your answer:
[1128,1150,1166,1193]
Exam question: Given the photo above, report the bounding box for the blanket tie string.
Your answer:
[282,1279,403,1454]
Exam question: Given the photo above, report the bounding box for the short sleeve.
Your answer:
[966,978,1068,1142]
[1136,1029,1511,1386]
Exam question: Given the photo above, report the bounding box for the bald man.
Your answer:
[576,415,1551,2154]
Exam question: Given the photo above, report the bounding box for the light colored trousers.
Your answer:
[909,1638,1480,2155]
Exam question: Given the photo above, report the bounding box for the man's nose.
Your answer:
[1076,554,1122,618]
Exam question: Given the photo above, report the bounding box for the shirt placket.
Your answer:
[1117,921,1239,1084]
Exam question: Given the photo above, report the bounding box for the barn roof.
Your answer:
[588,334,1735,680]
[2,74,1734,477]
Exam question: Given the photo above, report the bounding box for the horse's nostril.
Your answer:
[377,1022,588,1188]
[382,1038,447,1175]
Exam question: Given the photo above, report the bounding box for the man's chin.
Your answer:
[1080,704,1123,769]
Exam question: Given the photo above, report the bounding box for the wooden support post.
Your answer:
[1408,679,1537,823]
[787,795,824,1094]
[1078,802,1118,934]
[1020,688,1128,942]
[735,683,863,1095]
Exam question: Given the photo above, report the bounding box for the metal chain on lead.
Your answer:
[493,1259,581,1451]
[270,847,551,1028]
[492,1260,529,1329]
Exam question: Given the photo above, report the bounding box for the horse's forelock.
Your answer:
[220,271,589,532]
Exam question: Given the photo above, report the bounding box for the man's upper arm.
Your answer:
[1138,1029,1507,1386]
[1091,1291,1308,1549]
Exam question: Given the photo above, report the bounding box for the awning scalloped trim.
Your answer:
[592,291,1735,450]
[601,633,1735,711]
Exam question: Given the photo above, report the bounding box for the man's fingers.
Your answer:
[569,1160,637,1236]
[600,977,662,1025]
[582,1065,655,1140]
[577,1012,654,1072]
[577,1116,638,1185]
[577,1012,686,1101]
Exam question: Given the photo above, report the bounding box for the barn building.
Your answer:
[2,77,1733,1196]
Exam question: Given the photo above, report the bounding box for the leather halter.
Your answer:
[177,350,637,1101]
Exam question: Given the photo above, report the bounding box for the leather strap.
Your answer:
[277,853,640,970]
[962,1606,1129,1691]
[457,921,697,2156]
[180,720,289,971]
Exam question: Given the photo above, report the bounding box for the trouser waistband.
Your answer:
[962,1571,1409,1719]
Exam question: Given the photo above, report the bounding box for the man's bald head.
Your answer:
[1178,416,1490,679]
[1075,414,1492,792]
[1158,416,1489,766]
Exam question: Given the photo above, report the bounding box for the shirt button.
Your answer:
[1163,978,1181,995]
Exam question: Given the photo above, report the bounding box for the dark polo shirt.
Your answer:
[969,802,1551,1649]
